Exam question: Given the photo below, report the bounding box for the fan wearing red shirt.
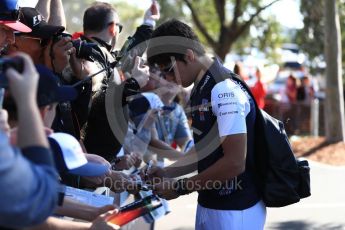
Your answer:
[251,68,267,109]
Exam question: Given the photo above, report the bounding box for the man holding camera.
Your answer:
[5,7,94,140]
[0,1,62,228]
[82,1,160,163]
[146,19,266,230]
[7,7,71,73]
[0,54,60,229]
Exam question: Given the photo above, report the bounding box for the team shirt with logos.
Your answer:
[211,79,250,137]
[190,59,260,210]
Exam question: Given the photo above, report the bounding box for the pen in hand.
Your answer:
[0,88,5,109]
[145,160,153,181]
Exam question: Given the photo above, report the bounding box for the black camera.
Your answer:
[72,39,101,62]
[0,57,24,88]
[53,33,101,62]
[113,36,148,73]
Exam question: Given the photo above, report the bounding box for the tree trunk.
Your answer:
[215,37,233,61]
[324,0,345,142]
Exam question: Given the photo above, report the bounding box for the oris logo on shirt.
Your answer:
[218,92,235,99]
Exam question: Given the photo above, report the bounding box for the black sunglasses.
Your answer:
[161,59,176,74]
[108,22,123,33]
[0,10,20,21]
[14,33,49,47]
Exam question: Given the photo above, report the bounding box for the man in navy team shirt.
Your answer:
[146,19,266,230]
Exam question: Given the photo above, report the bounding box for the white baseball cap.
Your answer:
[49,133,109,177]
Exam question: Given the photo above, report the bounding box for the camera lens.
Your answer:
[0,57,24,88]
[0,57,24,73]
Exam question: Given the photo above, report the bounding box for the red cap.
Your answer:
[0,0,32,32]
[0,20,32,32]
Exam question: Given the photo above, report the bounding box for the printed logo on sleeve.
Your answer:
[218,101,237,109]
[219,110,239,117]
[218,92,235,99]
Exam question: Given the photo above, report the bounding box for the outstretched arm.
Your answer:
[35,0,66,27]
[49,0,66,27]
[35,0,51,21]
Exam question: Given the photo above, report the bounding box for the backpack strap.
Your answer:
[228,73,260,112]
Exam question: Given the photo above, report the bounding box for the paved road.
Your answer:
[155,161,345,230]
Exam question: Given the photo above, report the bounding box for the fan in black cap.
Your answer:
[16,7,65,40]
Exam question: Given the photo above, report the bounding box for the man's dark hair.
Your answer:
[83,2,117,33]
[147,19,205,66]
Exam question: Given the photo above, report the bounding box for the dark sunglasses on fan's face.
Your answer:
[15,33,50,47]
[108,22,123,33]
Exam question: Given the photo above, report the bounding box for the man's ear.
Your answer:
[39,106,49,118]
[108,23,116,36]
[185,49,195,63]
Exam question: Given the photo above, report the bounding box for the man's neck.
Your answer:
[84,31,112,46]
[193,56,214,86]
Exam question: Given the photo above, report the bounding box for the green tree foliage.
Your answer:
[296,0,345,72]
[61,0,143,47]
[61,0,93,33]
[234,15,287,63]
[156,0,185,23]
[61,0,284,62]
[160,0,283,61]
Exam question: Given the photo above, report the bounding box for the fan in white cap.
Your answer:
[49,133,109,177]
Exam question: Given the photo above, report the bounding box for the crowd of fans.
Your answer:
[234,61,317,110]
[0,0,193,229]
[2,0,306,228]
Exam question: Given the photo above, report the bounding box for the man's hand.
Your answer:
[90,209,120,230]
[82,174,108,188]
[131,152,143,168]
[0,109,10,136]
[144,165,166,181]
[112,154,137,171]
[44,37,74,74]
[153,177,179,200]
[131,57,149,88]
[5,52,50,148]
[143,0,160,24]
[69,51,94,80]
[106,171,131,193]
[6,53,39,105]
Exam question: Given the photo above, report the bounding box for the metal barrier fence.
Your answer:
[264,99,325,136]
